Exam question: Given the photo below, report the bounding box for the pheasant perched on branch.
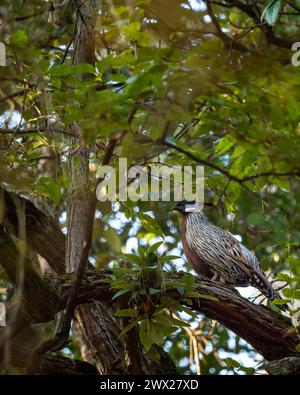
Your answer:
[172,200,288,312]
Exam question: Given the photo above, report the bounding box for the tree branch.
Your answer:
[0,344,97,375]
[0,187,65,274]
[2,260,297,371]
[162,140,300,184]
[205,1,249,52]
[0,226,62,324]
[219,0,299,49]
[48,270,299,362]
[264,357,300,375]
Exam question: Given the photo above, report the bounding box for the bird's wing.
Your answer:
[238,243,265,275]
[223,231,287,310]
[223,230,264,276]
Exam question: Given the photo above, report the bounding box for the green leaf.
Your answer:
[149,288,160,295]
[277,273,292,283]
[272,299,289,306]
[10,29,28,45]
[112,288,131,301]
[72,63,96,75]
[159,295,179,307]
[137,245,146,258]
[182,273,195,293]
[147,345,161,361]
[34,177,62,207]
[215,135,235,156]
[225,357,240,369]
[138,213,164,237]
[177,286,185,295]
[261,0,282,26]
[231,145,245,160]
[148,241,164,254]
[124,253,143,265]
[272,177,290,192]
[149,322,165,345]
[187,292,218,301]
[115,308,137,318]
[126,64,166,96]
[49,64,72,76]
[227,182,241,203]
[282,288,300,300]
[239,366,255,375]
[159,255,181,263]
[139,320,153,351]
[247,213,266,226]
[164,280,182,290]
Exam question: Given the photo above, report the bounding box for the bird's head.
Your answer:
[172,200,214,215]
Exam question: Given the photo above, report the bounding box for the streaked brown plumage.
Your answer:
[173,200,288,311]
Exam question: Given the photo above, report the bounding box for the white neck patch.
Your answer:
[185,206,202,213]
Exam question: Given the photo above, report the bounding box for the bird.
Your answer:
[172,200,288,312]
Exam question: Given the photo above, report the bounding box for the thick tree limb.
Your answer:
[264,357,300,375]
[187,281,298,361]
[1,255,298,370]
[0,344,97,375]
[1,216,298,366]
[0,226,61,323]
[120,293,143,375]
[3,258,294,363]
[0,187,65,274]
[75,302,127,374]
[48,270,299,362]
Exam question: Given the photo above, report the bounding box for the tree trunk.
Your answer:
[63,0,129,373]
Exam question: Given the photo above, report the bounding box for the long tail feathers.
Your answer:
[251,271,289,312]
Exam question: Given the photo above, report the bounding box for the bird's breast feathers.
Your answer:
[184,213,264,285]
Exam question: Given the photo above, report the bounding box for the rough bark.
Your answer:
[60,0,130,374]
[1,234,298,369]
[187,281,299,361]
[75,302,126,374]
[0,226,61,323]
[0,344,97,375]
[264,357,300,375]
[0,187,65,274]
[120,293,143,375]
[49,270,299,362]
